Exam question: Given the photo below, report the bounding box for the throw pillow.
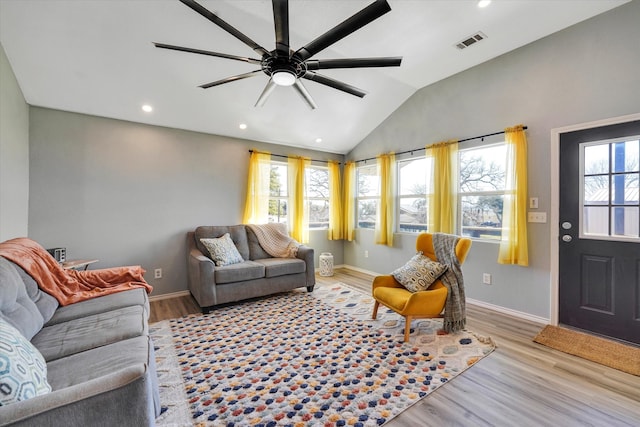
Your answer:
[0,318,52,406]
[391,252,448,293]
[200,233,244,267]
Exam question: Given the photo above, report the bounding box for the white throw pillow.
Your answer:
[0,318,52,406]
[200,233,244,266]
[391,252,448,293]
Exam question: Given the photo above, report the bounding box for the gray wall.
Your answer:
[0,43,29,241]
[28,108,343,296]
[345,0,640,320]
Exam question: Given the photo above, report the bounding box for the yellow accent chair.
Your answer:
[371,233,472,342]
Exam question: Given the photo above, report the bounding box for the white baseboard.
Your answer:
[467,298,549,324]
[338,264,384,277]
[149,290,190,302]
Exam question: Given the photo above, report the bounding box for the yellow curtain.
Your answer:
[498,125,529,266]
[375,153,395,246]
[327,161,343,240]
[242,151,271,224]
[426,141,458,234]
[342,161,356,242]
[288,156,311,243]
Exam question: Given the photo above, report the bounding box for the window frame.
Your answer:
[356,163,379,229]
[305,164,330,230]
[396,155,430,234]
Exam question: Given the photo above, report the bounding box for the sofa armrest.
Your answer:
[296,245,315,287]
[0,365,155,427]
[187,232,217,308]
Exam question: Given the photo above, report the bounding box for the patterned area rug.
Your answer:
[151,283,495,426]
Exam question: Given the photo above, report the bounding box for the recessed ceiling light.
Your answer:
[141,104,153,113]
[315,138,322,143]
[239,123,248,130]
[478,0,491,8]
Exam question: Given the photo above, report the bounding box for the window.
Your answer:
[269,162,288,224]
[397,157,432,232]
[306,166,329,229]
[356,164,379,229]
[458,144,506,240]
[581,137,639,240]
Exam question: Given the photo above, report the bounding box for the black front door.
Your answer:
[559,120,640,345]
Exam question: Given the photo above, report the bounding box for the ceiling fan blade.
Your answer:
[294,0,391,61]
[255,79,277,107]
[293,80,318,109]
[305,56,402,70]
[179,0,270,57]
[154,42,262,65]
[272,0,290,58]
[302,72,367,98]
[199,70,262,89]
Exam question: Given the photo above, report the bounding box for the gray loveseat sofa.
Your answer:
[187,225,316,313]
[0,256,160,427]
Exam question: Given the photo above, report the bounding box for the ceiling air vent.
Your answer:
[455,31,487,50]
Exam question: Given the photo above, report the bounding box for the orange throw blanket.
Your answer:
[0,237,153,306]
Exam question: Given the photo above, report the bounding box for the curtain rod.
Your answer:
[353,126,528,164]
[248,149,338,165]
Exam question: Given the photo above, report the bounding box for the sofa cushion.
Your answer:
[0,257,44,340]
[214,261,265,284]
[31,305,148,362]
[45,288,149,326]
[11,262,58,324]
[200,234,244,266]
[246,227,272,260]
[254,258,306,278]
[195,225,250,261]
[0,318,51,405]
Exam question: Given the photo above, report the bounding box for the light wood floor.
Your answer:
[150,268,640,426]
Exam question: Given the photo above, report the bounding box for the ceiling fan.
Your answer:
[154,0,402,109]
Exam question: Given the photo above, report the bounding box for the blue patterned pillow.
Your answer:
[391,252,448,293]
[0,318,52,406]
[200,233,244,267]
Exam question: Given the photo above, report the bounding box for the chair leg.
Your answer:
[404,316,412,342]
[372,300,380,320]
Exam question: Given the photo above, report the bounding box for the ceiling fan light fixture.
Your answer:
[272,70,296,86]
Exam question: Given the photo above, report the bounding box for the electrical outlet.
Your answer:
[364,250,369,258]
[528,212,547,223]
[482,273,492,285]
[154,268,162,279]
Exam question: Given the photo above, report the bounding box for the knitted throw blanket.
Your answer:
[247,223,300,258]
[433,233,466,333]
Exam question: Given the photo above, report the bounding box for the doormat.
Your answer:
[152,283,495,426]
[533,325,640,376]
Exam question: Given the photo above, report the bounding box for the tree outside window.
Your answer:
[356,164,378,229]
[306,166,330,229]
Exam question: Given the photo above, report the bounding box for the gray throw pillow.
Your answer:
[200,233,244,266]
[391,252,448,293]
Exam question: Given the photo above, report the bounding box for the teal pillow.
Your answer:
[391,252,448,293]
[200,233,244,267]
[0,318,52,406]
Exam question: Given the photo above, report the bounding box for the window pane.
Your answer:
[460,195,503,240]
[399,197,427,233]
[306,168,329,199]
[612,173,639,204]
[308,200,329,229]
[357,200,377,229]
[584,176,609,204]
[611,207,639,238]
[268,199,287,224]
[357,164,379,197]
[270,164,287,197]
[459,145,506,192]
[612,140,639,173]
[399,158,429,194]
[584,144,609,175]
[583,206,608,235]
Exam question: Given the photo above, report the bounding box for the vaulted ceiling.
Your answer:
[0,0,629,153]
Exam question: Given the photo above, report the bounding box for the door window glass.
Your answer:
[581,138,640,240]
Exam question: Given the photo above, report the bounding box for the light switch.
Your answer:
[529,197,539,209]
